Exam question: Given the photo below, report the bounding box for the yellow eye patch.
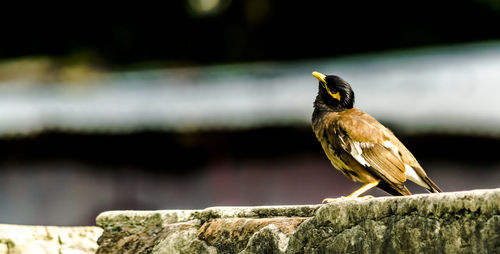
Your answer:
[323,84,341,101]
[328,90,341,101]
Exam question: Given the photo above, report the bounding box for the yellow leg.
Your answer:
[347,181,380,198]
[322,180,380,203]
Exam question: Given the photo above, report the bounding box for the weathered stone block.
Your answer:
[96,189,500,253]
[0,224,102,254]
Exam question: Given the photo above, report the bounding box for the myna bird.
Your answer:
[311,71,442,201]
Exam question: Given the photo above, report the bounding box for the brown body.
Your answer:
[311,72,442,196]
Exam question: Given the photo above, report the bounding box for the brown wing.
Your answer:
[337,108,442,193]
[331,108,411,195]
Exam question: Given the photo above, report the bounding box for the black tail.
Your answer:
[413,166,442,193]
[377,181,412,196]
[422,175,442,193]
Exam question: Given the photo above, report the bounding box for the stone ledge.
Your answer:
[96,189,500,253]
[0,224,102,254]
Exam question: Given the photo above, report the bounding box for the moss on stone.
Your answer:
[96,189,500,254]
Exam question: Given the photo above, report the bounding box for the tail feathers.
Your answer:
[377,181,412,196]
[411,166,442,193]
[422,175,442,193]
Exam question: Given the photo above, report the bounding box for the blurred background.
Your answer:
[1,0,500,226]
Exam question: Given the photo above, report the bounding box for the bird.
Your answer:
[311,71,442,202]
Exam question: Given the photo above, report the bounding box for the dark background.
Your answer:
[2,0,500,66]
[0,0,499,225]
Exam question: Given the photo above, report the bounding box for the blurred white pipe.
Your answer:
[0,41,499,136]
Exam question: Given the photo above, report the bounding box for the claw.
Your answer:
[322,196,352,203]
[322,197,345,203]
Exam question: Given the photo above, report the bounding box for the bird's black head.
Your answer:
[312,71,355,111]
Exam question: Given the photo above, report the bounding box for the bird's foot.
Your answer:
[322,195,374,204]
[322,196,350,203]
[322,197,345,203]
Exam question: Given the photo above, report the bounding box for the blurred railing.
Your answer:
[0,41,499,136]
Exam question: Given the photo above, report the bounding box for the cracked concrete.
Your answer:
[96,189,500,253]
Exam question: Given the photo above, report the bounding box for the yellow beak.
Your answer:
[312,71,326,83]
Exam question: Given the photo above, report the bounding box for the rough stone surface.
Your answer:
[197,217,308,253]
[0,224,102,254]
[96,189,500,253]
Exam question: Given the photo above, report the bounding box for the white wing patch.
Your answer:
[382,140,400,158]
[350,142,373,167]
[384,140,429,188]
[404,164,428,188]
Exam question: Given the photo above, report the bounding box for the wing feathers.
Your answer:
[404,164,428,188]
[332,109,422,195]
[318,108,442,196]
[360,144,406,183]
